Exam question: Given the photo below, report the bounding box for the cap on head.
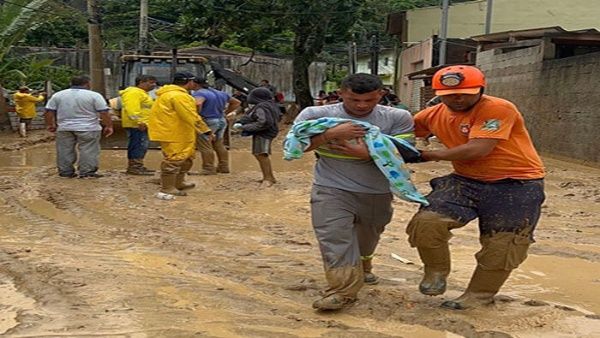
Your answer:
[193,77,208,85]
[18,86,30,92]
[432,65,485,96]
[173,72,196,82]
[247,87,273,104]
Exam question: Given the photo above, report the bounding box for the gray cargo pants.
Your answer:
[310,185,393,299]
[56,130,101,177]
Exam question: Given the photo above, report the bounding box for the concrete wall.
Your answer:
[406,0,600,43]
[477,45,600,163]
[398,38,434,109]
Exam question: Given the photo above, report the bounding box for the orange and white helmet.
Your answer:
[432,65,486,96]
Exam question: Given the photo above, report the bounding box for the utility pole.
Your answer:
[352,41,358,74]
[369,34,380,76]
[138,0,149,54]
[347,41,354,74]
[485,0,493,35]
[438,0,450,66]
[87,0,106,96]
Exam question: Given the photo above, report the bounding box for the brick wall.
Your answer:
[477,45,600,163]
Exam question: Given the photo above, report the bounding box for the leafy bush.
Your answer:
[0,56,81,91]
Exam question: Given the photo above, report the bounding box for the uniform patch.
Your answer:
[459,123,470,135]
[482,119,500,131]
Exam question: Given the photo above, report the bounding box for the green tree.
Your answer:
[0,0,51,62]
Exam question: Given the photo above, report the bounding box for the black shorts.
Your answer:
[252,135,272,155]
[422,174,545,236]
[19,118,33,124]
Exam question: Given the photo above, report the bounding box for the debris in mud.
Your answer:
[554,305,576,311]
[523,300,550,307]
[323,320,350,329]
[391,253,414,265]
[559,181,584,189]
[284,278,318,291]
[286,314,303,321]
[495,295,516,303]
[284,239,311,246]
[477,331,513,338]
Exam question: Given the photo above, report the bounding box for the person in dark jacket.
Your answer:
[233,87,281,187]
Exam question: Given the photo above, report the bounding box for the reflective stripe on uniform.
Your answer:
[315,148,361,160]
[394,132,416,144]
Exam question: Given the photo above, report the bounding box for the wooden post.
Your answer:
[0,83,10,131]
[138,0,149,54]
[87,0,106,96]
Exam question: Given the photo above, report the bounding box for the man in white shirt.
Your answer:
[45,75,113,178]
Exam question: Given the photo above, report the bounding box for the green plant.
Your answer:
[0,56,80,91]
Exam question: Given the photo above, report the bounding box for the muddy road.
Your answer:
[0,131,599,337]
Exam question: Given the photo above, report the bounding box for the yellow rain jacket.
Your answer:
[119,86,153,128]
[13,92,44,119]
[148,85,210,143]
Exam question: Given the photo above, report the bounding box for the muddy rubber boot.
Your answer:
[160,172,187,196]
[19,123,26,137]
[362,258,379,285]
[160,161,187,196]
[215,138,230,173]
[199,150,217,175]
[127,159,154,176]
[175,158,195,191]
[312,294,356,311]
[418,246,451,296]
[256,154,276,186]
[197,137,217,175]
[441,267,511,310]
[140,160,156,173]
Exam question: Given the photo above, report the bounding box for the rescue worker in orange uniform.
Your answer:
[148,72,211,198]
[409,65,546,309]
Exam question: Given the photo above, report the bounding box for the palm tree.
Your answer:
[0,0,51,62]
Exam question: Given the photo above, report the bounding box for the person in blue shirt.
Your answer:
[191,78,240,174]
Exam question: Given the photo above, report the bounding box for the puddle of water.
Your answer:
[0,144,316,173]
[512,254,600,314]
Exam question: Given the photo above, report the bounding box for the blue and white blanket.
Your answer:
[284,117,429,206]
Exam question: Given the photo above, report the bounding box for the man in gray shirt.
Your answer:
[294,73,414,311]
[45,75,113,178]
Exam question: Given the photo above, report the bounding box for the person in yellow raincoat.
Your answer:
[148,72,211,198]
[120,75,157,175]
[13,86,45,137]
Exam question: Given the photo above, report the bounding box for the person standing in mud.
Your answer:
[148,72,211,198]
[13,86,45,138]
[192,78,240,175]
[232,87,281,187]
[293,73,415,311]
[45,75,113,178]
[120,75,157,175]
[408,65,545,310]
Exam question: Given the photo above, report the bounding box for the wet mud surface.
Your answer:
[0,131,599,337]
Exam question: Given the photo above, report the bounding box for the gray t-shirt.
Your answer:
[45,88,109,132]
[295,103,414,194]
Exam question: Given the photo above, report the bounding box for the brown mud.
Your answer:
[0,132,599,337]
